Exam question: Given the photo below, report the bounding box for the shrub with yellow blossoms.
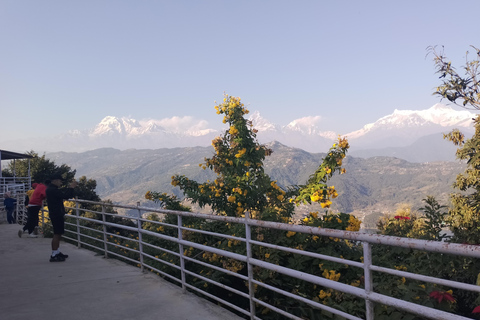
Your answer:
[143,95,366,319]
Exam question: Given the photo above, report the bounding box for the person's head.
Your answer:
[32,183,38,189]
[4,192,11,198]
[50,174,64,187]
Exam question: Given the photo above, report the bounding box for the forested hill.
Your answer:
[46,141,464,224]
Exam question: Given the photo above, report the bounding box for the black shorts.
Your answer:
[50,215,65,235]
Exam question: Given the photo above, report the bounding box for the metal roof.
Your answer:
[0,149,34,160]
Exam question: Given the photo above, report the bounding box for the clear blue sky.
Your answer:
[1,0,479,144]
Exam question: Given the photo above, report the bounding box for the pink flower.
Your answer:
[394,216,411,221]
[429,291,455,303]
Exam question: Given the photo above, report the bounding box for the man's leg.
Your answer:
[51,234,61,251]
[6,208,13,224]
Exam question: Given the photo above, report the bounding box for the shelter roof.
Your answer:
[0,149,33,160]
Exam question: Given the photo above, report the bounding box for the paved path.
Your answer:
[0,223,242,320]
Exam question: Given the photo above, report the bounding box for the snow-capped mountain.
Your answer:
[2,103,476,162]
[346,104,475,149]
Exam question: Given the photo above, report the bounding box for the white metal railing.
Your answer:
[0,179,28,224]
[38,199,480,320]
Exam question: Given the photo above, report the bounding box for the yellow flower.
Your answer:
[318,290,328,299]
[264,253,270,259]
[351,280,360,287]
[286,231,296,238]
[320,200,332,208]
[235,148,246,158]
[227,195,236,203]
[310,212,318,219]
[277,194,284,201]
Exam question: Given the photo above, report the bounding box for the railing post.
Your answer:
[245,211,256,320]
[178,214,186,292]
[75,197,81,248]
[102,204,108,258]
[363,242,374,320]
[137,202,144,272]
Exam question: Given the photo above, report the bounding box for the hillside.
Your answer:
[46,142,464,224]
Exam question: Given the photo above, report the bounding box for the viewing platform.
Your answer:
[0,223,241,320]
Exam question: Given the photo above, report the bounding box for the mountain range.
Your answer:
[4,103,477,163]
[45,141,465,226]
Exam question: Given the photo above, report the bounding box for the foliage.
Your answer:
[418,196,449,241]
[2,151,76,184]
[431,46,480,245]
[430,45,480,109]
[376,204,426,239]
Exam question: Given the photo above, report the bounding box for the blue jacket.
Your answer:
[4,198,16,209]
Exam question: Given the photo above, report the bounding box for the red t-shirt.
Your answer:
[29,183,47,206]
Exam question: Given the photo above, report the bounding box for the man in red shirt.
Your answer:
[19,180,50,238]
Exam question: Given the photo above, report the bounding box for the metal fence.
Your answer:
[39,199,480,320]
[1,178,28,224]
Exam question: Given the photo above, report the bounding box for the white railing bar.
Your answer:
[182,255,249,281]
[74,201,480,259]
[106,232,140,244]
[142,262,182,284]
[178,225,246,243]
[252,298,306,320]
[252,258,469,320]
[141,252,181,271]
[183,283,252,318]
[363,242,374,320]
[370,265,480,293]
[252,279,363,320]
[250,239,364,269]
[140,229,248,263]
[367,291,471,320]
[183,269,250,299]
[102,205,108,258]
[50,200,480,319]
[74,233,103,243]
[107,242,140,255]
[141,242,180,258]
[250,258,366,297]
[245,211,256,319]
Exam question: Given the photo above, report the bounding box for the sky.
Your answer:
[1,0,479,149]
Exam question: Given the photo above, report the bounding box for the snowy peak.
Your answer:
[384,104,474,127]
[284,116,337,139]
[91,116,142,136]
[249,111,279,131]
[347,103,475,139]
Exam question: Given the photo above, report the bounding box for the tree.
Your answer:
[2,151,75,184]
[430,46,480,244]
[166,95,349,221]
[2,151,102,205]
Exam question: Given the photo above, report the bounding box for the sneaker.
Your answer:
[28,233,38,238]
[18,230,22,238]
[57,252,69,259]
[49,254,66,262]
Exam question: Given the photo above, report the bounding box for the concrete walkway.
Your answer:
[0,223,242,320]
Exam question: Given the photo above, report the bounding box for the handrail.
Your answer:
[38,199,478,320]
